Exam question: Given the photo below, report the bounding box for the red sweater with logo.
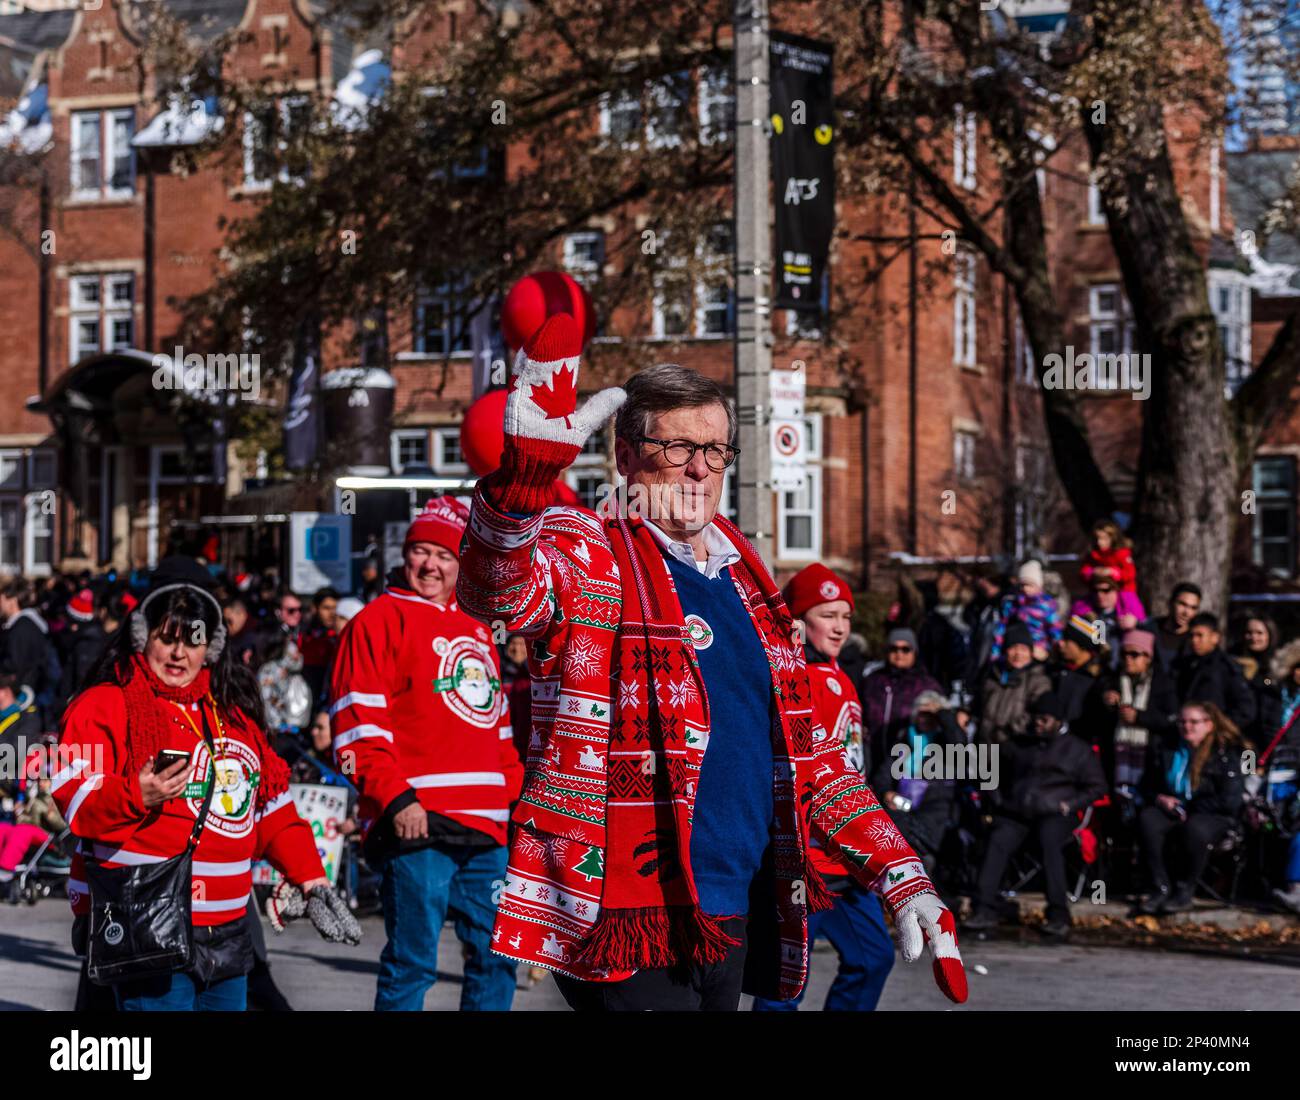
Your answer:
[55,685,324,925]
[805,653,868,880]
[328,585,521,846]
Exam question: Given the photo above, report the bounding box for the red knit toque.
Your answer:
[68,587,95,622]
[783,563,854,619]
[405,496,470,556]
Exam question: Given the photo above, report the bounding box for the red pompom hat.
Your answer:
[67,587,95,622]
[783,563,854,619]
[404,496,471,557]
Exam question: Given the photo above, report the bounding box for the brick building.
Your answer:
[0,0,1291,597]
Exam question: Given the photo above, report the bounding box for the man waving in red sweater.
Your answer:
[330,497,521,1011]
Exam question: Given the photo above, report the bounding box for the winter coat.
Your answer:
[998,725,1108,820]
[1234,650,1284,750]
[1080,546,1138,593]
[977,661,1052,743]
[1143,741,1245,819]
[860,664,943,773]
[1138,615,1188,676]
[1051,659,1104,729]
[989,591,1061,662]
[1173,648,1257,733]
[0,608,50,697]
[57,619,108,709]
[869,709,966,819]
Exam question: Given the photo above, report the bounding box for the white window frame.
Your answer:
[432,427,469,474]
[70,272,134,364]
[651,237,691,339]
[598,88,642,149]
[694,223,733,338]
[0,450,21,492]
[953,250,977,368]
[646,72,690,150]
[1087,175,1106,226]
[1209,268,1252,390]
[563,231,605,287]
[242,96,309,190]
[1088,283,1135,381]
[953,104,976,191]
[0,496,22,576]
[777,414,823,562]
[23,493,52,577]
[390,428,430,474]
[954,427,978,481]
[71,108,135,199]
[698,66,733,145]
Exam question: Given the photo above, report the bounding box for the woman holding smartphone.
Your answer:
[1135,701,1246,915]
[55,556,359,1011]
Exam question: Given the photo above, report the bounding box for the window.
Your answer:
[953,250,977,368]
[70,273,134,363]
[0,447,56,575]
[954,428,978,481]
[651,237,690,339]
[695,222,734,337]
[242,97,310,189]
[1253,456,1296,576]
[778,415,822,561]
[0,499,19,575]
[0,451,20,490]
[563,231,605,287]
[1209,270,1252,392]
[647,72,691,149]
[698,66,733,145]
[70,109,135,198]
[25,494,52,575]
[433,427,468,474]
[1087,175,1106,226]
[599,88,642,148]
[1014,443,1050,560]
[1014,315,1037,386]
[391,429,429,473]
[1088,283,1135,382]
[953,104,976,190]
[568,428,608,507]
[414,280,472,356]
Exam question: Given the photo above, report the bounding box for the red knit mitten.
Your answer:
[892,891,969,1004]
[481,313,626,514]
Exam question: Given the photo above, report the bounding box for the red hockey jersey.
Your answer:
[56,685,323,926]
[328,584,521,846]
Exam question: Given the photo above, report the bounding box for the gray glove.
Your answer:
[306,884,362,945]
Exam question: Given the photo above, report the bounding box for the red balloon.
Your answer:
[460,389,508,477]
[501,271,596,351]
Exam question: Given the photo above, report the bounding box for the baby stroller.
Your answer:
[5,827,72,906]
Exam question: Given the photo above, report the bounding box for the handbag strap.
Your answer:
[186,702,220,854]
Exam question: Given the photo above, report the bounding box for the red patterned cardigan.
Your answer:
[458,492,935,997]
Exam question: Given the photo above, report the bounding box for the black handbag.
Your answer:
[84,711,218,986]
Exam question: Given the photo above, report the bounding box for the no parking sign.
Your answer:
[771,369,807,491]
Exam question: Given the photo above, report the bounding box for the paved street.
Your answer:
[2,900,1298,1011]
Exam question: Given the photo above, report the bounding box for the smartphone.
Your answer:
[154,748,191,773]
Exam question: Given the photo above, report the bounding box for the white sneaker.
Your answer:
[1272,885,1300,914]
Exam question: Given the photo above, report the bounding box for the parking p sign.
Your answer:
[291,513,351,592]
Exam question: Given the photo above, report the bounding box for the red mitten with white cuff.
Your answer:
[481,312,626,515]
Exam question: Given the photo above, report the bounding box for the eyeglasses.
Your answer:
[282,605,302,615]
[888,645,913,654]
[1093,586,1116,594]
[633,436,740,472]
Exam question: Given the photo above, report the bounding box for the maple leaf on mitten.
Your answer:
[893,891,969,1004]
[483,312,626,514]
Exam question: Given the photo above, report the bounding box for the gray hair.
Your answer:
[614,363,737,445]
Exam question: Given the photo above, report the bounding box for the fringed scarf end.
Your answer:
[584,906,741,972]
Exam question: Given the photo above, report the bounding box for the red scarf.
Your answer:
[582,516,834,972]
[122,655,289,811]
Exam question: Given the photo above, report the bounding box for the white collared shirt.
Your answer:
[645,520,741,580]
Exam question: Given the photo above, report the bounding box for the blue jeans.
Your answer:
[752,885,895,1011]
[376,843,516,1011]
[114,971,247,1012]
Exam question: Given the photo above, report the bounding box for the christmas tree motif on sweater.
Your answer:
[572,845,604,881]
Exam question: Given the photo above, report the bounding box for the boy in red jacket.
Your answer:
[330,497,521,1011]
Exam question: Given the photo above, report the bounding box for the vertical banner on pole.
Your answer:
[770,33,834,313]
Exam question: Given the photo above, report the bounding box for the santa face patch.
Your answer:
[186,741,259,838]
[432,636,501,728]
[684,614,714,650]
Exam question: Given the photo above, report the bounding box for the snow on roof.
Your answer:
[0,81,51,154]
[331,48,391,130]
[1246,247,1300,297]
[132,96,224,149]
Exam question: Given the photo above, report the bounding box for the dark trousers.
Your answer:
[1137,806,1233,892]
[976,813,1076,924]
[554,918,748,1011]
